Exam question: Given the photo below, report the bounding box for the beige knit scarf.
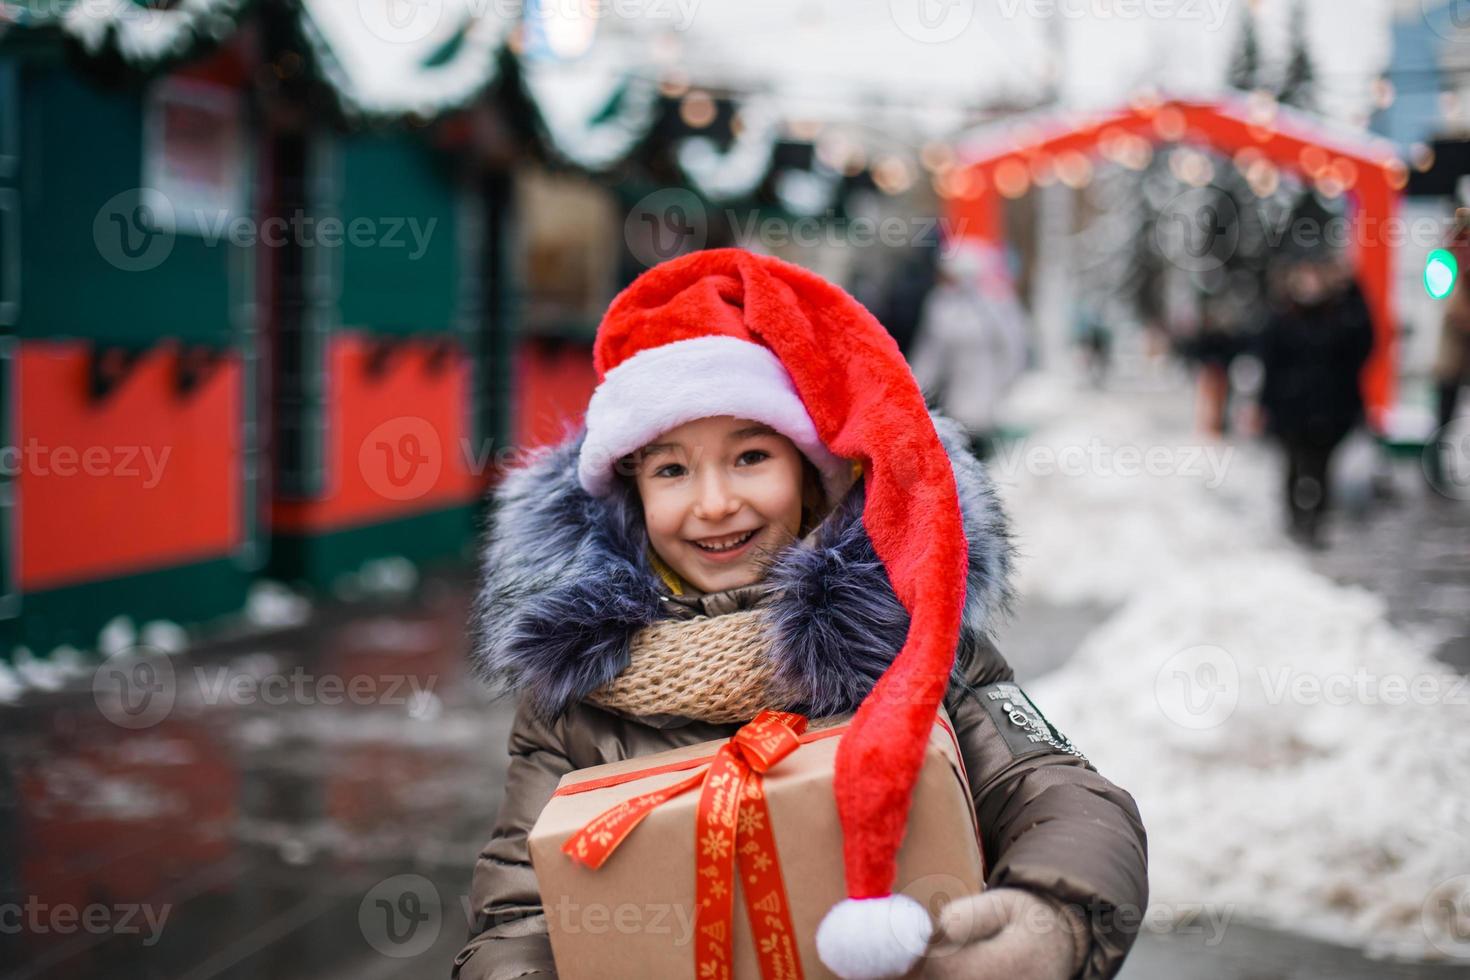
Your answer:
[584,609,797,723]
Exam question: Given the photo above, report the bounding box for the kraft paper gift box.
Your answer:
[527,707,984,980]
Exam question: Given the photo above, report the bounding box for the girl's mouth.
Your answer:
[689,527,761,560]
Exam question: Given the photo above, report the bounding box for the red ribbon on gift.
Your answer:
[561,709,814,980]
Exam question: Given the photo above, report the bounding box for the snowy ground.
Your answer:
[989,361,1470,966]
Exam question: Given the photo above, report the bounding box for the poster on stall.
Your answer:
[142,77,246,237]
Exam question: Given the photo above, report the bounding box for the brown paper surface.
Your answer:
[528,708,984,979]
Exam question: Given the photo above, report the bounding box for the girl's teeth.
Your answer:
[696,530,756,552]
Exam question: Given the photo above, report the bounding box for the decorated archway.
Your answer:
[943,96,1407,428]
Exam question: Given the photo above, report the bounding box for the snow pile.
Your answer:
[1032,557,1470,958]
[991,390,1279,605]
[62,0,248,67]
[1001,380,1470,958]
[244,580,312,628]
[298,0,509,119]
[522,61,661,172]
[0,662,22,703]
[331,556,420,601]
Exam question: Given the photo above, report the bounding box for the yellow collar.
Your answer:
[648,547,689,596]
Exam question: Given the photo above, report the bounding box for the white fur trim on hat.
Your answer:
[815,895,934,979]
[577,336,852,501]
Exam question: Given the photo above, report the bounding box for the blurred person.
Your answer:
[878,241,940,356]
[908,245,1030,459]
[1258,257,1375,548]
[1180,307,1245,436]
[1072,306,1112,389]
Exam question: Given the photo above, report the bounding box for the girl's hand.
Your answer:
[913,887,1088,980]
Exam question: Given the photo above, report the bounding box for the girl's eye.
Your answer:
[737,449,770,466]
[653,463,686,479]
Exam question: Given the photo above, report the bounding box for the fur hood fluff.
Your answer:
[469,411,1014,722]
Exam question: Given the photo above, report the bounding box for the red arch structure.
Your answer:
[944,96,1407,427]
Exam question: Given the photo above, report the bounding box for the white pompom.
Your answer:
[815,895,934,980]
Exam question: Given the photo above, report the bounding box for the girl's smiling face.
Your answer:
[631,415,812,593]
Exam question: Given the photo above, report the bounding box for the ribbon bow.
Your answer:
[562,709,812,980]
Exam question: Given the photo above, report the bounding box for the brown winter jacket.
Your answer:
[457,413,1149,980]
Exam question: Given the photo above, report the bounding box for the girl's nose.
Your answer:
[691,467,741,521]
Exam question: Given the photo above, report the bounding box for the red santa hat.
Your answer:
[578,248,970,980]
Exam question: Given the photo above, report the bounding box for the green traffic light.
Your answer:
[1425,248,1458,299]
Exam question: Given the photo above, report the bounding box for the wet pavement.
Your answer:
[1304,462,1470,672]
[3,439,1469,979]
[2,576,511,980]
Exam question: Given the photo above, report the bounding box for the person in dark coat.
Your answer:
[1258,259,1376,547]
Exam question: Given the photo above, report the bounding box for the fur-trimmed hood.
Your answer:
[469,411,1014,722]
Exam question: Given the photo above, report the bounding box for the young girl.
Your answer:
[456,250,1147,980]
